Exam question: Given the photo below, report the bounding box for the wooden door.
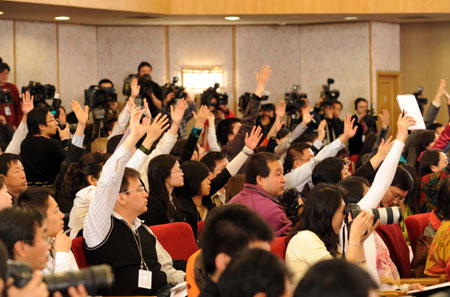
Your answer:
[377,72,401,136]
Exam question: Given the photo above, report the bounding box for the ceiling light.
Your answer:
[54,16,70,21]
[345,16,358,20]
[0,12,4,15]
[225,16,240,21]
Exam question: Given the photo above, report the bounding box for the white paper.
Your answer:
[396,94,426,130]
[170,281,187,297]
[407,281,450,294]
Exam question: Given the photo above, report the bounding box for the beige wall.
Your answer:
[0,19,403,115]
[401,22,450,125]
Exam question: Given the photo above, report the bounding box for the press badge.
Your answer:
[138,269,152,289]
[4,106,11,116]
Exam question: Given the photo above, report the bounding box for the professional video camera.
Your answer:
[320,78,340,104]
[84,85,117,109]
[284,85,308,115]
[413,86,428,113]
[5,260,114,296]
[0,88,13,105]
[344,203,402,225]
[161,76,187,103]
[201,83,228,110]
[21,81,56,107]
[122,74,162,99]
[238,91,269,113]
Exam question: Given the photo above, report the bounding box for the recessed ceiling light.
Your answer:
[0,11,4,15]
[345,16,358,20]
[225,16,240,21]
[54,16,70,21]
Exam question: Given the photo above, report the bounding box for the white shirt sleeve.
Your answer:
[84,145,134,248]
[108,104,130,139]
[285,138,344,190]
[274,123,307,156]
[357,140,405,209]
[207,126,221,152]
[5,121,28,154]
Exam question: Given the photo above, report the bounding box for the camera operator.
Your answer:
[0,207,88,297]
[349,98,378,155]
[136,61,165,117]
[322,100,344,143]
[0,58,22,128]
[256,103,276,141]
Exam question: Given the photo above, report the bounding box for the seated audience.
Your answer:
[0,153,26,201]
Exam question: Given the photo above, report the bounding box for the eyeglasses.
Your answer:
[120,186,147,194]
[389,187,406,201]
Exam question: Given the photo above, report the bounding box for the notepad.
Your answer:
[396,94,426,130]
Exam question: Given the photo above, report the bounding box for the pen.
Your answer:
[402,109,405,117]
[64,228,72,235]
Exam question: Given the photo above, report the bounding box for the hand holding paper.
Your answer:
[396,95,426,130]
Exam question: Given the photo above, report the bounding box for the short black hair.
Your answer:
[216,118,241,147]
[120,167,142,194]
[332,101,343,108]
[98,78,114,87]
[338,176,370,204]
[17,188,51,216]
[245,152,280,185]
[27,106,49,136]
[0,239,8,280]
[0,207,43,259]
[138,61,152,74]
[0,58,10,73]
[295,259,377,297]
[284,142,312,174]
[426,122,444,131]
[171,139,199,159]
[293,133,317,145]
[312,157,345,186]
[354,97,368,110]
[201,204,274,275]
[200,151,227,172]
[0,153,21,176]
[217,248,290,297]
[391,165,414,191]
[418,149,442,178]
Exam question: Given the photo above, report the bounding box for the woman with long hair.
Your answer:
[285,184,375,285]
[139,154,185,225]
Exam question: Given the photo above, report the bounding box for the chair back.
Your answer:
[197,220,205,237]
[149,222,198,260]
[72,236,88,268]
[405,213,431,256]
[270,236,288,260]
[446,262,450,279]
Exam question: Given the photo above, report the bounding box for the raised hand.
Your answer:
[129,106,147,140]
[301,106,313,127]
[130,76,140,99]
[145,113,169,144]
[379,108,390,129]
[143,98,152,121]
[255,65,271,97]
[396,112,416,142]
[58,125,70,141]
[339,115,358,142]
[170,98,186,125]
[245,125,263,151]
[275,100,286,119]
[317,120,326,142]
[71,100,89,126]
[207,110,215,127]
[21,91,34,115]
[193,105,209,129]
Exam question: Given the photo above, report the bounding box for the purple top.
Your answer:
[229,183,292,236]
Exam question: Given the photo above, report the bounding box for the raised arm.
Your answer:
[274,107,311,156]
[358,113,416,209]
[84,107,148,248]
[5,91,33,154]
[223,65,271,160]
[207,111,221,152]
[424,79,446,126]
[179,105,209,163]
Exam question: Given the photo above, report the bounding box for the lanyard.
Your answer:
[132,228,150,271]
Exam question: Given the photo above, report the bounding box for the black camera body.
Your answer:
[122,74,162,99]
[285,85,308,115]
[0,89,13,105]
[21,81,56,107]
[413,86,428,106]
[238,92,269,113]
[201,83,228,110]
[162,76,187,103]
[84,85,117,109]
[5,260,114,296]
[320,78,340,105]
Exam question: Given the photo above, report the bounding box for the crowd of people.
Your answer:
[0,56,449,297]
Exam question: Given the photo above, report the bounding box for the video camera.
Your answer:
[21,81,56,107]
[320,78,340,104]
[84,85,117,109]
[161,76,187,103]
[284,85,308,115]
[122,74,162,99]
[344,203,402,225]
[201,83,228,110]
[0,89,13,105]
[5,260,114,296]
[413,86,428,106]
[238,91,269,113]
